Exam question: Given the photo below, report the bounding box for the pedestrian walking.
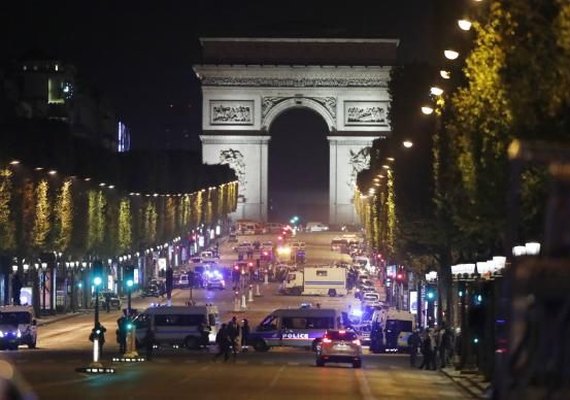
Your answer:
[407,329,421,368]
[144,327,155,361]
[418,329,435,370]
[227,316,240,358]
[439,325,452,368]
[241,319,250,352]
[104,293,111,313]
[213,323,231,362]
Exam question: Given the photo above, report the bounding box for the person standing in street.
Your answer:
[89,322,106,358]
[227,316,240,358]
[213,323,231,362]
[116,313,128,354]
[241,319,250,352]
[144,326,155,361]
[407,329,421,368]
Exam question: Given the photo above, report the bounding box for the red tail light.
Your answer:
[322,337,332,344]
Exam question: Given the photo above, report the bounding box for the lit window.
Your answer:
[48,79,72,103]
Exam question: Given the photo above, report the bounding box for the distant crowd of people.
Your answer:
[407,324,456,370]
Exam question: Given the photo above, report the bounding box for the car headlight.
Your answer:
[0,331,4,338]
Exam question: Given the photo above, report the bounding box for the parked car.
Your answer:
[316,329,362,368]
[92,291,122,310]
[306,222,329,232]
[141,285,161,298]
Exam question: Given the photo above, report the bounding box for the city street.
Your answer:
[0,232,468,399]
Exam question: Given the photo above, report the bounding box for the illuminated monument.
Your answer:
[194,38,398,224]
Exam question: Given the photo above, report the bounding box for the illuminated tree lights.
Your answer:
[118,198,132,253]
[54,179,73,252]
[32,180,51,250]
[0,162,237,259]
[0,169,16,251]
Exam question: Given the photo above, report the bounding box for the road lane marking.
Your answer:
[356,368,377,400]
[269,365,285,388]
[34,375,99,389]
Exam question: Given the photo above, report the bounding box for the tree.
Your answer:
[0,168,16,252]
[32,180,51,251]
[53,179,73,253]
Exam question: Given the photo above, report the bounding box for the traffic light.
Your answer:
[92,260,104,286]
[124,266,135,288]
[426,287,436,301]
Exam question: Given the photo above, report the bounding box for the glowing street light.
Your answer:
[458,19,472,31]
[403,140,413,148]
[444,49,460,60]
[421,106,434,115]
[440,70,451,79]
[430,86,444,96]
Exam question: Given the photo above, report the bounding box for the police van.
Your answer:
[0,306,37,349]
[249,308,345,352]
[133,305,219,349]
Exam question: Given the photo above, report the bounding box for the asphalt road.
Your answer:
[2,231,468,399]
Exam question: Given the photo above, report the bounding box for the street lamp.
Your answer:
[457,19,472,31]
[126,279,134,316]
[444,49,460,60]
[421,106,434,115]
[93,276,102,327]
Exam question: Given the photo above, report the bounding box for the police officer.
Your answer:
[116,313,128,354]
[89,322,107,357]
[144,326,155,361]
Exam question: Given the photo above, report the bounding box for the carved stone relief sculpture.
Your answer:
[344,101,388,126]
[261,96,336,123]
[219,149,247,195]
[210,100,253,125]
[347,147,371,190]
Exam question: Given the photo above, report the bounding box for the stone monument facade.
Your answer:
[194,38,397,225]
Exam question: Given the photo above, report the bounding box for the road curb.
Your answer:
[36,311,87,327]
[439,368,489,400]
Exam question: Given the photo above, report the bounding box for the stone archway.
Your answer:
[267,106,330,223]
[195,37,398,225]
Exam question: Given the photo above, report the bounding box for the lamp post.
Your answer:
[76,271,116,374]
[93,276,102,328]
[126,278,133,316]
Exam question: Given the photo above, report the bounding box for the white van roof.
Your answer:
[0,306,34,314]
[271,308,338,318]
[143,305,218,315]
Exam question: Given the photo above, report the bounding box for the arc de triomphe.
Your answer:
[194,38,398,225]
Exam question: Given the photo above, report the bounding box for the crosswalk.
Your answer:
[10,356,407,369]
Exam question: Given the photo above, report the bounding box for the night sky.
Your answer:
[1,0,433,222]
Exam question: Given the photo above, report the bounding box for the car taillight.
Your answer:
[352,339,361,346]
[322,337,332,344]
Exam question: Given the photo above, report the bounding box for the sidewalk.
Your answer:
[440,367,492,399]
[35,310,89,327]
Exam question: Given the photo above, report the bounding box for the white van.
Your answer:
[0,306,37,349]
[248,308,346,352]
[134,305,220,349]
